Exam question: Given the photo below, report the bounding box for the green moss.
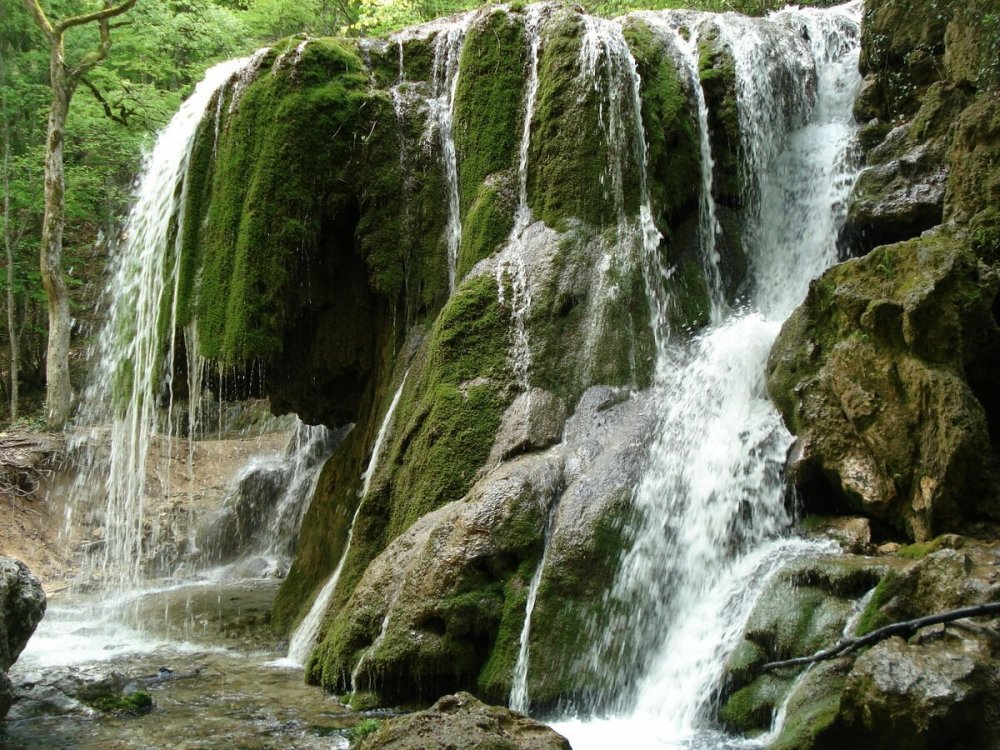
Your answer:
[623,19,699,225]
[719,676,785,733]
[453,10,527,216]
[87,691,154,716]
[667,250,712,332]
[347,692,383,712]
[970,207,1000,260]
[526,506,631,706]
[184,39,374,363]
[528,11,624,230]
[378,274,512,539]
[769,688,842,750]
[529,229,656,402]
[307,275,516,695]
[477,557,538,702]
[698,31,741,203]
[854,570,903,636]
[457,178,517,280]
[273,424,371,634]
[725,640,768,686]
[400,36,435,82]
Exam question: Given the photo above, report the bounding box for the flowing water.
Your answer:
[14,3,865,746]
[285,373,409,667]
[65,56,259,596]
[427,21,469,293]
[554,3,862,747]
[495,6,544,390]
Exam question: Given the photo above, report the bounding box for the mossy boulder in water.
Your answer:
[767,232,1000,541]
[718,555,890,734]
[757,545,1000,750]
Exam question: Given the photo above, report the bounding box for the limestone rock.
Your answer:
[767,232,1000,540]
[719,554,892,734]
[758,545,1000,750]
[489,388,568,463]
[355,692,571,750]
[844,141,947,251]
[0,557,46,717]
[834,625,1000,750]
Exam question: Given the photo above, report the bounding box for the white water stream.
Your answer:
[552,3,862,747]
[428,21,470,293]
[285,372,409,666]
[64,57,258,596]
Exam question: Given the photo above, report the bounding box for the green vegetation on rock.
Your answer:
[528,10,626,230]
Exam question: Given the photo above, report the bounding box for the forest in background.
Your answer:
[0,0,838,425]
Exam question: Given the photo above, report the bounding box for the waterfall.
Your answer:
[65,57,257,595]
[495,6,544,391]
[286,372,409,666]
[260,422,337,562]
[509,513,553,713]
[427,21,469,293]
[555,3,862,746]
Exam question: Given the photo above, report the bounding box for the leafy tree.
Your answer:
[20,0,138,428]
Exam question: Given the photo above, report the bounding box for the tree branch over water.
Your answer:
[756,601,1000,674]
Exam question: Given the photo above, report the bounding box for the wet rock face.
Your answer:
[355,692,571,750]
[0,557,46,717]
[844,0,999,255]
[726,545,1000,750]
[767,234,1000,540]
[835,625,1000,750]
[307,384,653,707]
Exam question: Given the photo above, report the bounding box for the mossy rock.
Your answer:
[622,17,700,227]
[767,231,1000,540]
[697,25,742,205]
[527,10,633,230]
[458,173,518,280]
[719,556,890,734]
[309,456,548,704]
[453,9,527,218]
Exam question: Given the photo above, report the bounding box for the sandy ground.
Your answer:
[0,428,293,594]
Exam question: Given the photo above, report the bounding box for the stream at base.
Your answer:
[3,580,367,750]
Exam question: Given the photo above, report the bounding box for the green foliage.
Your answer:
[87,690,154,715]
[348,717,380,744]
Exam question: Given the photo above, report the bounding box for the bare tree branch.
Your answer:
[756,601,1000,674]
[79,76,133,126]
[53,0,138,34]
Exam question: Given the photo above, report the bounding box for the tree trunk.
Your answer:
[39,45,73,429]
[21,0,138,429]
[2,99,19,423]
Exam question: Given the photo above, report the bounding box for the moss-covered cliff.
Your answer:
[166,0,1000,740]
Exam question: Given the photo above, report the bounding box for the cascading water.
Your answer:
[554,3,862,747]
[428,21,469,294]
[286,372,409,666]
[496,6,544,390]
[65,56,256,596]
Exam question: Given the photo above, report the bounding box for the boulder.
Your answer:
[355,692,571,750]
[0,557,46,717]
[767,231,1000,540]
[832,624,1000,750]
[738,545,1000,750]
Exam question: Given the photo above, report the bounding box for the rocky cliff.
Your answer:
[738,1,1000,746]
[166,0,1000,745]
